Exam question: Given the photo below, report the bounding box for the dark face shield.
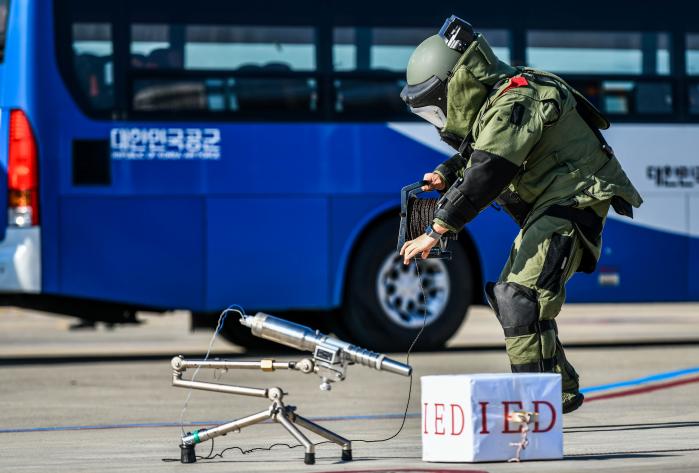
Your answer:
[400,75,448,128]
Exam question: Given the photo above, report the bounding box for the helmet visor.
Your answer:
[409,105,447,128]
[400,75,448,128]
[400,75,445,108]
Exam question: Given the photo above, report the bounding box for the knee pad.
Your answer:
[486,281,540,337]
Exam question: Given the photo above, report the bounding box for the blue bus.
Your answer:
[0,0,697,350]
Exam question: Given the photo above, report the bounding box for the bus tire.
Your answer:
[342,217,473,352]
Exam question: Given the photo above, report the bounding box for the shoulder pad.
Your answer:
[522,68,610,129]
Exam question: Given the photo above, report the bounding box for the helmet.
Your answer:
[400,16,475,128]
[405,35,461,86]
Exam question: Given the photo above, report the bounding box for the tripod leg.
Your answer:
[181,409,271,448]
[288,411,353,461]
[275,411,315,465]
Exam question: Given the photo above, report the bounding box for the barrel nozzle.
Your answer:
[239,314,254,328]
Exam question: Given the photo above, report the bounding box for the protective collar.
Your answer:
[441,34,517,140]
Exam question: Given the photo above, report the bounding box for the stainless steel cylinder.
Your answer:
[172,377,268,398]
[241,313,323,351]
[377,357,413,377]
[240,313,412,377]
[342,344,412,376]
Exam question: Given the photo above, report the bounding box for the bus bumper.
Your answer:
[0,227,41,293]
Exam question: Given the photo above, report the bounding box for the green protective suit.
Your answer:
[430,33,642,394]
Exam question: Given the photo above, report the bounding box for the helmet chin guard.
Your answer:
[410,105,446,128]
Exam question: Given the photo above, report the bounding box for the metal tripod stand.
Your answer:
[171,355,352,465]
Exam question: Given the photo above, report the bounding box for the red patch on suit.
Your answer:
[498,75,529,96]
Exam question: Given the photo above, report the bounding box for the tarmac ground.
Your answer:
[1,303,699,472]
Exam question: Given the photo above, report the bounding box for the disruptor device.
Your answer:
[171,313,412,465]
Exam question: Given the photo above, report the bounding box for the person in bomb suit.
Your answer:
[399,16,642,413]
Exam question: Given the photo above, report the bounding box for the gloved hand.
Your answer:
[421,172,446,192]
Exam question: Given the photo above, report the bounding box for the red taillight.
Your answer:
[8,110,39,226]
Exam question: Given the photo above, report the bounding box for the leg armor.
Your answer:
[489,215,586,392]
[486,281,557,372]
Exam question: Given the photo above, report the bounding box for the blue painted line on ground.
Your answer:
[0,421,213,433]
[580,365,699,394]
[4,365,699,434]
[0,413,420,434]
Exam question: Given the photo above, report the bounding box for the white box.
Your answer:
[421,373,563,462]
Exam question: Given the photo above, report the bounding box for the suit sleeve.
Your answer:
[434,94,544,231]
[433,154,466,189]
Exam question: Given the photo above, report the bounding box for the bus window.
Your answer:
[333,27,510,72]
[72,23,114,110]
[687,34,699,75]
[603,81,674,115]
[131,24,178,68]
[333,27,433,72]
[331,27,425,117]
[603,82,633,114]
[689,84,699,114]
[332,27,509,117]
[131,24,316,71]
[568,80,673,116]
[186,25,315,71]
[0,0,8,63]
[132,77,318,113]
[634,82,673,114]
[129,24,318,115]
[479,29,511,65]
[333,78,407,116]
[526,31,671,75]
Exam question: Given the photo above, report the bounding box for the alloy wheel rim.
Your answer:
[376,252,450,329]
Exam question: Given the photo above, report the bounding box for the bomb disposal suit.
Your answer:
[399,17,642,413]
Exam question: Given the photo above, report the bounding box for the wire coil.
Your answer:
[406,197,439,241]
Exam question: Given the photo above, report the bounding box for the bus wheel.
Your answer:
[342,218,473,352]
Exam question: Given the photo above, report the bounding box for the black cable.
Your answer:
[199,436,216,459]
[353,262,428,444]
[161,439,304,463]
[202,442,305,460]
